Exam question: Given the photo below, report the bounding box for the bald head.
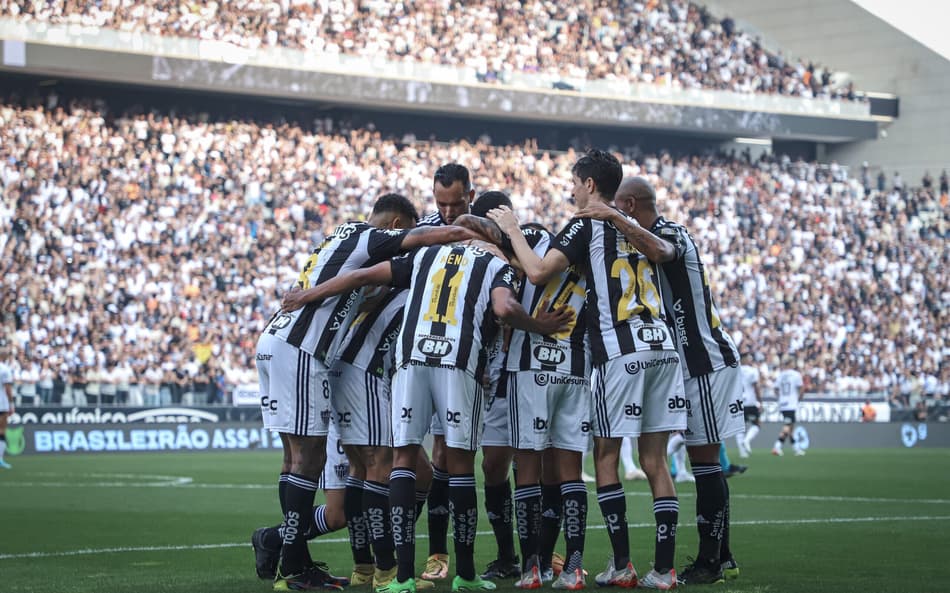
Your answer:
[614,176,659,226]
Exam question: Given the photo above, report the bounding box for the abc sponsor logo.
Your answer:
[728,400,744,416]
[533,344,566,365]
[624,403,643,417]
[337,411,352,425]
[533,417,548,431]
[400,407,413,421]
[417,336,453,357]
[581,421,592,433]
[445,410,462,425]
[667,395,690,411]
[637,326,668,344]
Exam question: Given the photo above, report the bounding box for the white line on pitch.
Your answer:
[2,515,949,561]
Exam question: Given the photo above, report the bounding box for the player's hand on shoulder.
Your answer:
[486,206,520,235]
[573,200,620,222]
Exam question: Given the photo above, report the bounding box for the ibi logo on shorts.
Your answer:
[417,337,453,357]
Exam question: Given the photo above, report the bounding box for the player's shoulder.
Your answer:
[556,217,590,243]
[652,216,687,238]
[418,211,443,227]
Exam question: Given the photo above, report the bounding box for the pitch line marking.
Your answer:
[2,515,949,561]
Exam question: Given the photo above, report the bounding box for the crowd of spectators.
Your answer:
[6,0,856,100]
[0,94,945,412]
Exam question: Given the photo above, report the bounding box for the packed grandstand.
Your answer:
[4,0,857,100]
[0,92,945,411]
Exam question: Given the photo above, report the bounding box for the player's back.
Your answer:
[554,216,675,365]
[393,243,515,379]
[508,226,589,377]
[776,369,804,411]
[651,216,739,378]
[265,221,407,363]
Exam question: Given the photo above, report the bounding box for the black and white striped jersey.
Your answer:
[650,217,739,378]
[418,211,445,227]
[265,222,408,365]
[335,288,408,379]
[506,226,589,377]
[391,244,517,379]
[552,216,675,365]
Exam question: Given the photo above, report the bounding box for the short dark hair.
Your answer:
[434,163,471,193]
[372,193,419,223]
[470,190,513,217]
[571,149,623,200]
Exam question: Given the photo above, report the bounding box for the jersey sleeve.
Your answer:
[366,228,411,262]
[491,263,519,294]
[653,221,689,260]
[389,250,417,289]
[551,218,591,265]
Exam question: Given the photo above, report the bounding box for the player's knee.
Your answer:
[324,501,347,532]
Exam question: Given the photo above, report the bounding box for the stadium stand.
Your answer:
[0,95,945,411]
[4,0,857,100]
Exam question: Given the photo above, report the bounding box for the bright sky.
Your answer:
[853,0,950,62]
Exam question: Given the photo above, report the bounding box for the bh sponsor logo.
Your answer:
[418,336,453,357]
[637,326,668,345]
[533,344,566,365]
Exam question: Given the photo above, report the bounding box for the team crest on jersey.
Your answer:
[270,314,292,330]
[332,222,360,241]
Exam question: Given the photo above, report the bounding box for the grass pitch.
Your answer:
[2,447,948,593]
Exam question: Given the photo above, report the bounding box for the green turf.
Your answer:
[2,447,949,593]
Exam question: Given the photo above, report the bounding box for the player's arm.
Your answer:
[281,262,393,312]
[3,382,12,415]
[574,200,675,263]
[399,225,480,251]
[491,287,572,336]
[453,214,505,246]
[487,207,569,285]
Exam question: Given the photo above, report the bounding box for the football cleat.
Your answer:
[721,558,740,580]
[594,557,638,588]
[451,575,497,592]
[251,527,280,580]
[551,568,586,590]
[0,459,12,469]
[639,569,677,590]
[375,577,416,593]
[676,558,724,586]
[794,448,806,456]
[771,448,783,456]
[540,567,555,584]
[624,468,647,481]
[351,563,374,586]
[724,464,748,478]
[274,562,347,591]
[481,556,521,579]
[674,473,695,483]
[420,554,450,580]
[515,556,542,589]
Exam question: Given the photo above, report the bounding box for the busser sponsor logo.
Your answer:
[625,356,679,375]
[534,373,586,387]
[672,299,689,347]
[637,326,668,344]
[270,314,292,330]
[418,336,453,357]
[533,344,566,365]
[330,290,360,331]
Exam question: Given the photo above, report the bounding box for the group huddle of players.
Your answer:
[250,150,746,592]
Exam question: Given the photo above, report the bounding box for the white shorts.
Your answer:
[683,365,746,446]
[391,363,483,451]
[328,361,392,447]
[591,351,687,438]
[508,371,591,453]
[319,420,349,490]
[0,393,9,414]
[256,332,332,436]
[481,374,510,447]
